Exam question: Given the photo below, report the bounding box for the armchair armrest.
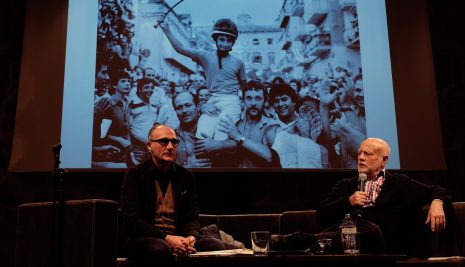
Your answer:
[15,199,118,267]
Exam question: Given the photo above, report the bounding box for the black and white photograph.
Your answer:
[91,0,366,169]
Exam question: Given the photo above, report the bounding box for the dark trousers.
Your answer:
[125,236,226,267]
[271,219,385,254]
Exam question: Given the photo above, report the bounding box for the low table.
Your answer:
[397,256,465,267]
[175,252,407,267]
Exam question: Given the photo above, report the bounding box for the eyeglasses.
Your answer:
[149,138,180,147]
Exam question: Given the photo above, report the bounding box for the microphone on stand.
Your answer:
[51,143,66,267]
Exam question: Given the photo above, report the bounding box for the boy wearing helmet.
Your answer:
[159,17,246,140]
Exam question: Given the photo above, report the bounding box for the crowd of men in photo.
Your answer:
[92,64,366,169]
[92,0,367,169]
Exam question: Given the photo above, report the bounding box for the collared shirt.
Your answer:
[102,95,130,139]
[129,96,160,142]
[236,114,279,168]
[364,170,386,207]
[277,113,300,134]
[129,96,180,142]
[175,126,197,167]
[192,50,246,95]
[237,113,278,143]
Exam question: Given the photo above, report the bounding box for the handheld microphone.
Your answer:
[355,173,368,218]
[358,173,367,192]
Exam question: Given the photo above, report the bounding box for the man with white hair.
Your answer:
[317,138,451,254]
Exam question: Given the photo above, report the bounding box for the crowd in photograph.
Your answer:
[92,0,366,169]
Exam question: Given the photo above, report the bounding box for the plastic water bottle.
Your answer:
[340,213,359,254]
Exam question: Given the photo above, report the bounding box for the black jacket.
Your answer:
[120,159,200,241]
[317,171,451,239]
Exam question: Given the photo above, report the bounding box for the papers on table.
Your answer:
[428,256,464,261]
[189,249,254,256]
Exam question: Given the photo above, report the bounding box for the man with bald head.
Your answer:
[317,138,451,255]
[120,124,225,266]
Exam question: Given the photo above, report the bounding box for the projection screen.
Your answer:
[10,0,446,171]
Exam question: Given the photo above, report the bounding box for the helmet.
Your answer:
[211,18,238,40]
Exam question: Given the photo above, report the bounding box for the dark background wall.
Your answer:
[1,1,465,266]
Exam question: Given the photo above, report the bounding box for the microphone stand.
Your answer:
[52,144,66,267]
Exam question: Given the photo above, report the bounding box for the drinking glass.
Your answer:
[251,231,270,255]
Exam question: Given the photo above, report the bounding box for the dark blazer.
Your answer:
[120,159,200,241]
[316,171,451,239]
